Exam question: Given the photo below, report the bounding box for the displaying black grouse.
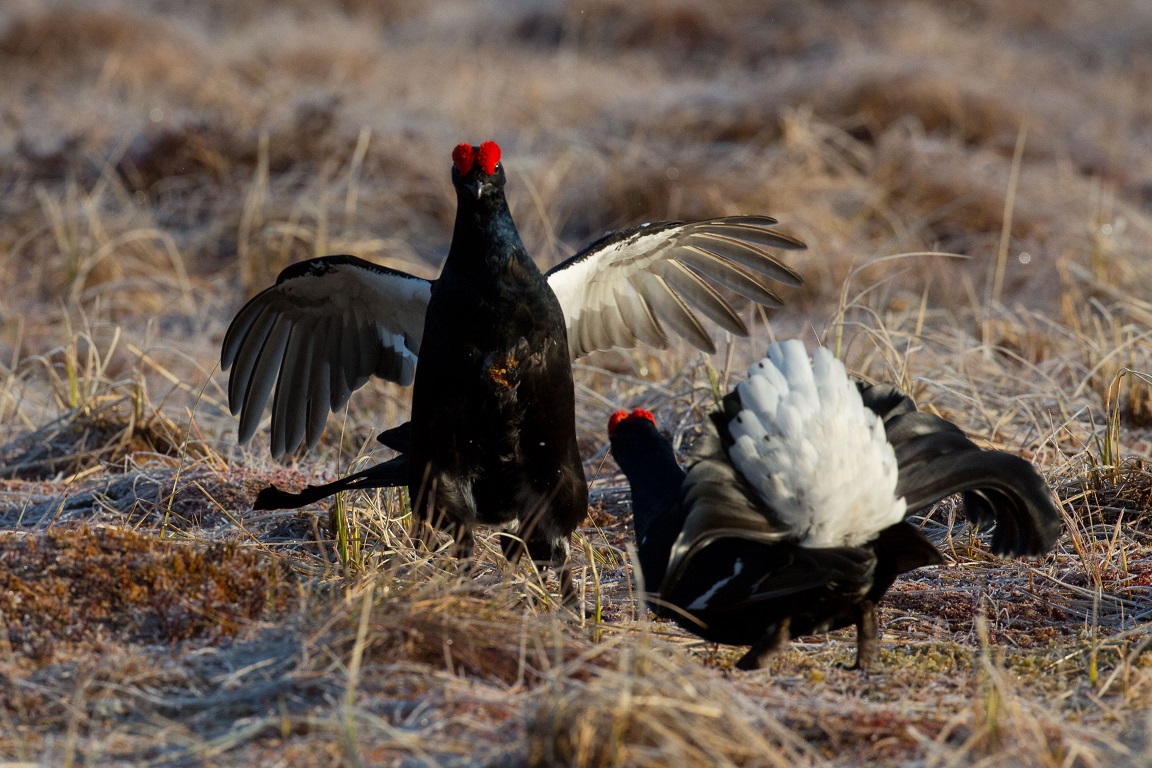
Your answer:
[222,141,805,599]
[608,340,1062,669]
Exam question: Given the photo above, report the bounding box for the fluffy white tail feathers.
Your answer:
[727,341,906,548]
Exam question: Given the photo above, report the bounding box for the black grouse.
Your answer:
[608,340,1062,669]
[221,141,805,599]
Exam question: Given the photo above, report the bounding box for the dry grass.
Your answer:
[2,0,1152,764]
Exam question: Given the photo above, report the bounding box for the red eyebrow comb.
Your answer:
[476,141,500,174]
[452,143,475,174]
[453,141,501,175]
[453,141,499,176]
[608,408,655,434]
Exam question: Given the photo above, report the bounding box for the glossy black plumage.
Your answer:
[253,454,408,511]
[608,359,1062,670]
[405,152,587,591]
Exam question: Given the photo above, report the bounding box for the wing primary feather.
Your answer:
[590,279,635,349]
[611,283,667,350]
[227,305,275,415]
[632,272,715,353]
[659,261,748,336]
[679,248,785,306]
[601,308,629,350]
[307,316,334,448]
[222,300,265,371]
[327,316,353,412]
[238,316,292,445]
[684,232,803,285]
[353,306,378,392]
[271,319,314,458]
[339,307,364,394]
[708,215,780,227]
[702,220,807,251]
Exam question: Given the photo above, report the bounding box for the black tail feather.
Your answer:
[899,442,1059,557]
[860,381,1061,557]
[253,455,408,510]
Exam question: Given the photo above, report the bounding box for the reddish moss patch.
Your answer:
[0,525,290,664]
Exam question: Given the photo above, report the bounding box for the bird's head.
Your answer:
[607,407,686,573]
[608,408,662,464]
[451,141,505,200]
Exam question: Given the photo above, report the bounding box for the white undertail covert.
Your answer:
[726,340,906,548]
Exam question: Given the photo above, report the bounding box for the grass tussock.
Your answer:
[1,0,1152,764]
[527,647,809,768]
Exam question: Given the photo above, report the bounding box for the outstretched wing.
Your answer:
[545,216,804,359]
[859,383,1063,557]
[221,256,431,458]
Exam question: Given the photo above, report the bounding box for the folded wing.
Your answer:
[221,256,431,458]
[546,216,804,359]
[661,418,790,595]
[660,535,880,645]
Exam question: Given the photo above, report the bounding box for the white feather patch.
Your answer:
[727,340,906,548]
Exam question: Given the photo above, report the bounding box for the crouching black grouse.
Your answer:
[608,340,1062,669]
[222,141,805,599]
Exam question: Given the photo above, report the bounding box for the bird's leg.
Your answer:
[501,531,579,610]
[409,470,480,563]
[734,618,792,670]
[411,517,438,553]
[411,515,474,565]
[553,538,578,609]
[450,524,475,561]
[558,567,576,607]
[499,531,527,565]
[846,599,878,672]
[409,470,441,553]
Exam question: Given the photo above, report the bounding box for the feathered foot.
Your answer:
[840,600,878,672]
